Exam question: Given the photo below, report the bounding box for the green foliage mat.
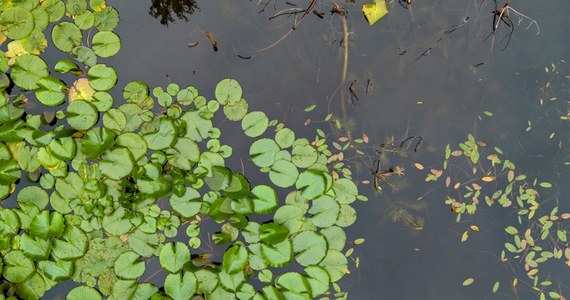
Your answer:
[0,1,367,299]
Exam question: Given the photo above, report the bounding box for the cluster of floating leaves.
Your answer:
[0,1,367,299]
[426,134,569,299]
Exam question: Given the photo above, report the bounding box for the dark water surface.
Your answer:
[52,0,570,298]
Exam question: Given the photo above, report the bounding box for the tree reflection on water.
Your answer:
[149,0,199,26]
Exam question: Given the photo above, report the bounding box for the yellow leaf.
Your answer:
[470,225,480,231]
[461,230,469,242]
[463,278,474,286]
[68,78,95,102]
[414,163,424,170]
[482,176,495,182]
[362,0,389,26]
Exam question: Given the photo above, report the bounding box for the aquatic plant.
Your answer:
[0,1,367,299]
[427,134,569,299]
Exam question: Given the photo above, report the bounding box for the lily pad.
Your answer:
[2,250,35,283]
[51,22,82,52]
[292,231,327,266]
[67,286,103,300]
[35,76,66,106]
[88,64,117,91]
[143,117,177,150]
[252,185,278,214]
[114,251,146,280]
[269,159,299,188]
[159,242,191,274]
[67,100,98,130]
[0,7,35,40]
[241,111,269,138]
[92,31,121,58]
[222,243,249,274]
[261,239,293,268]
[215,78,242,105]
[99,148,133,180]
[164,272,198,299]
[249,138,279,168]
[11,54,49,90]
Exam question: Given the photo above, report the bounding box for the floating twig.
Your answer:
[205,31,218,52]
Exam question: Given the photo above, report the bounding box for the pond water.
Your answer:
[6,0,570,299]
[96,1,570,299]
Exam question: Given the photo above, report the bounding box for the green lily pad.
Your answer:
[74,10,94,30]
[35,76,66,106]
[308,195,340,228]
[275,128,295,149]
[332,178,358,204]
[305,266,330,297]
[195,269,219,295]
[114,251,146,280]
[102,207,133,235]
[20,233,51,260]
[269,159,299,188]
[2,250,35,283]
[159,242,191,274]
[164,272,198,299]
[28,210,65,239]
[321,226,346,251]
[67,100,98,130]
[222,243,249,274]
[123,80,149,102]
[292,139,318,168]
[296,170,326,200]
[249,138,279,168]
[92,31,121,58]
[292,231,327,266]
[99,148,133,180]
[218,268,245,292]
[336,204,357,227]
[128,229,159,258]
[88,64,117,91]
[94,7,119,31]
[319,249,348,282]
[71,46,97,67]
[52,225,88,261]
[223,98,249,121]
[115,132,148,161]
[259,223,289,245]
[0,159,21,185]
[41,0,65,22]
[67,286,103,300]
[275,272,311,297]
[0,7,35,40]
[261,239,292,268]
[251,185,278,214]
[17,186,49,210]
[81,127,116,159]
[52,21,82,52]
[66,0,87,16]
[169,187,201,219]
[215,78,242,105]
[102,108,127,132]
[241,111,269,138]
[37,259,73,281]
[181,110,212,142]
[11,54,49,90]
[143,117,177,150]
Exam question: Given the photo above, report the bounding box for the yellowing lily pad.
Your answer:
[362,0,389,26]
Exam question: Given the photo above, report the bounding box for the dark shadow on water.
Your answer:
[149,0,199,26]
